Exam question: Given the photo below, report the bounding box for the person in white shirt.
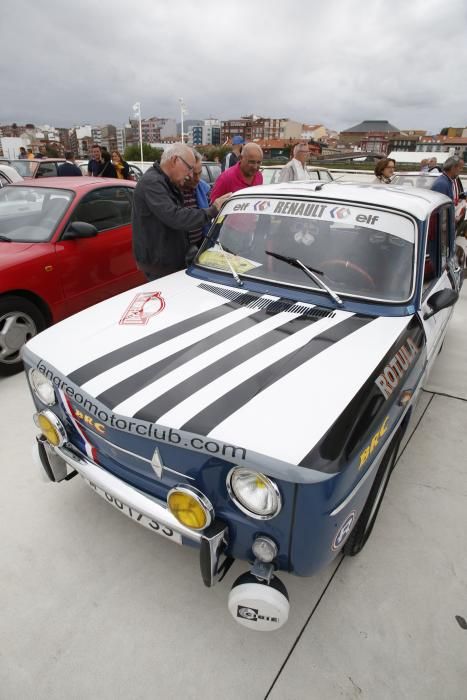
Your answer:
[278,144,311,182]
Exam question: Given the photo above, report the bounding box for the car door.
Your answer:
[420,204,460,369]
[56,186,143,316]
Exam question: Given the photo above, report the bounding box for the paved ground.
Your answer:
[1,289,467,700]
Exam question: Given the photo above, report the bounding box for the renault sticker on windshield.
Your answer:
[221,199,415,242]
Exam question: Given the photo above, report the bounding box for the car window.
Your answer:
[0,186,72,241]
[37,162,59,178]
[71,187,132,231]
[307,170,320,181]
[261,169,280,185]
[208,164,221,181]
[201,164,211,184]
[2,160,38,177]
[317,171,332,181]
[424,206,452,287]
[0,173,8,187]
[196,196,416,303]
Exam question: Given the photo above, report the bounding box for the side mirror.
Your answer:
[423,288,459,319]
[63,221,98,240]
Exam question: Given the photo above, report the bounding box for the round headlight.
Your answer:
[167,486,214,531]
[33,410,67,447]
[227,468,281,520]
[29,369,56,406]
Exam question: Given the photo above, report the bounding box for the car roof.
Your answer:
[0,164,24,182]
[9,177,136,190]
[231,181,451,219]
[0,158,65,163]
[261,165,331,171]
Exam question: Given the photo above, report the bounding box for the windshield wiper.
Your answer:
[0,235,12,242]
[216,241,243,287]
[265,250,343,306]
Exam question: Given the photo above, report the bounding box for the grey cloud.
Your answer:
[2,0,466,133]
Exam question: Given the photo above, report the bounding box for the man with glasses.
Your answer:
[278,143,311,183]
[132,143,230,280]
[182,151,211,250]
[210,142,263,201]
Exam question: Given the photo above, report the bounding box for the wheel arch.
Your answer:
[0,289,53,326]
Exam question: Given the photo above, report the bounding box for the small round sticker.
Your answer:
[332,511,356,550]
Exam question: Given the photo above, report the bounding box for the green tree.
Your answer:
[124,143,163,162]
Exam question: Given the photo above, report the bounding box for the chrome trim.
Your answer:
[84,429,194,481]
[54,444,203,542]
[29,368,56,406]
[199,521,229,587]
[167,484,214,531]
[34,410,67,447]
[226,467,282,520]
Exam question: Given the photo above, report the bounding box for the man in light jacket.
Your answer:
[278,144,311,183]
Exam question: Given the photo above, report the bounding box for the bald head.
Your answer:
[239,143,263,178]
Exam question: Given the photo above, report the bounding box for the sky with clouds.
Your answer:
[2,0,467,134]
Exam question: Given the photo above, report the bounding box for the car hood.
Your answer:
[0,241,41,271]
[24,272,415,471]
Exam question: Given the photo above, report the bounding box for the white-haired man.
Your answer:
[132,143,230,280]
[278,144,311,183]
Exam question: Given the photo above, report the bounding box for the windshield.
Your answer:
[196,196,416,303]
[391,174,437,189]
[1,160,39,178]
[0,186,72,242]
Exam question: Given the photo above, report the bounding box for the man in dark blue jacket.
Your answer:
[58,152,82,176]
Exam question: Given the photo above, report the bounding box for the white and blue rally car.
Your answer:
[22,182,462,631]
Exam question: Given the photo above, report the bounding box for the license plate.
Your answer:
[85,479,182,544]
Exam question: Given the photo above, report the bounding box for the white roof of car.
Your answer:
[230,181,451,220]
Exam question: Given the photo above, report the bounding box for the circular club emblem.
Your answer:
[332,511,356,551]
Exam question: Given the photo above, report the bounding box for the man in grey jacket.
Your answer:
[132,143,230,280]
[278,144,311,183]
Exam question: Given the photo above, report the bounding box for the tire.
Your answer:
[0,296,46,376]
[343,427,404,556]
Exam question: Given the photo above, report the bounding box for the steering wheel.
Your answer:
[320,259,376,289]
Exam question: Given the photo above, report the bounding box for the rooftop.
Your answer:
[342,120,400,134]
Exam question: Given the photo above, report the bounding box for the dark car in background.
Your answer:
[201,161,221,189]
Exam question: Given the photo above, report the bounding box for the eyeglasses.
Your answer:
[246,159,262,165]
[177,155,194,173]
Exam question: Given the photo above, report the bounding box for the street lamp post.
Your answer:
[132,102,143,165]
[179,98,188,144]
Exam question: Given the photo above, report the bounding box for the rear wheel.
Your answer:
[343,427,404,556]
[0,296,46,376]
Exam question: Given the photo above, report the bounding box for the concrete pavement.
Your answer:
[1,289,466,700]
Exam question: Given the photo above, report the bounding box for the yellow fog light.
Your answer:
[167,486,214,531]
[33,410,67,447]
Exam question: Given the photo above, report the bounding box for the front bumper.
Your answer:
[35,436,229,586]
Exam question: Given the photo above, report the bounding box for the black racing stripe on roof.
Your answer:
[68,299,245,386]
[180,315,373,437]
[133,314,320,423]
[97,306,281,409]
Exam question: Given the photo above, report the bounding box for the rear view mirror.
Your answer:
[63,221,98,239]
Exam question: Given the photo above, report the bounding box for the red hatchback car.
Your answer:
[0,177,145,375]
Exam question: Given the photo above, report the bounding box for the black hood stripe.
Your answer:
[181,315,373,436]
[68,298,246,386]
[98,306,285,409]
[132,314,321,423]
